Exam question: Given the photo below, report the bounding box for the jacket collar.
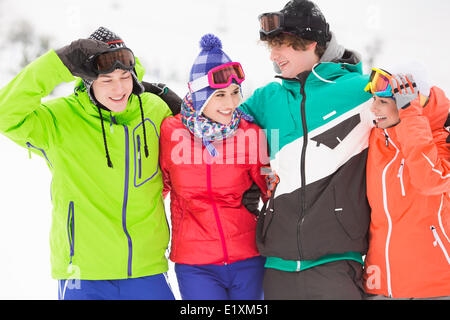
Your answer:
[275,48,364,97]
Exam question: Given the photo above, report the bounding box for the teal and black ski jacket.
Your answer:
[239,50,374,271]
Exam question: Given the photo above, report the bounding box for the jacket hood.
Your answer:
[420,86,450,132]
[310,31,363,83]
[278,32,363,91]
[279,49,365,96]
[72,56,148,168]
[73,56,146,124]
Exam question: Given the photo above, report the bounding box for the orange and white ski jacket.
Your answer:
[364,87,450,298]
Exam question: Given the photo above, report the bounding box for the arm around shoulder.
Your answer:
[239,82,281,125]
[395,99,450,195]
[159,116,177,198]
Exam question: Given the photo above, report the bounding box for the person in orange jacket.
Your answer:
[363,67,450,299]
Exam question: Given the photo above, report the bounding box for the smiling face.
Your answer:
[269,42,319,78]
[370,95,400,129]
[92,69,134,112]
[201,84,242,125]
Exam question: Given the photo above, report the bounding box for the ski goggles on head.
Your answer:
[259,12,285,37]
[365,68,395,97]
[89,47,136,75]
[259,12,310,38]
[188,62,245,93]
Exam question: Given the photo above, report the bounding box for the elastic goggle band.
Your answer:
[188,62,245,93]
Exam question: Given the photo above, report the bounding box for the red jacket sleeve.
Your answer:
[395,98,450,195]
[159,118,172,199]
[248,126,270,203]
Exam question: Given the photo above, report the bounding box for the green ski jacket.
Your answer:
[0,50,172,280]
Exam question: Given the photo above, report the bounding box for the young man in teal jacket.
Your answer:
[239,0,374,299]
[0,27,177,300]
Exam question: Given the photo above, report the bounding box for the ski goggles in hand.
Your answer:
[259,12,285,37]
[365,68,395,97]
[89,47,136,75]
[188,62,245,93]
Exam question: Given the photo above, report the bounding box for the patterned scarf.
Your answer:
[180,93,244,157]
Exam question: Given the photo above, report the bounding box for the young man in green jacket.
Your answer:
[0,27,176,300]
[239,0,374,299]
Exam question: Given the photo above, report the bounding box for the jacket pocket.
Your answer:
[430,226,450,265]
[437,194,450,244]
[333,185,370,240]
[26,142,53,167]
[397,158,406,197]
[137,134,142,179]
[66,201,75,264]
[132,120,159,187]
[256,183,279,244]
[310,114,361,150]
[257,202,275,244]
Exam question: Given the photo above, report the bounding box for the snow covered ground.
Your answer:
[0,0,448,299]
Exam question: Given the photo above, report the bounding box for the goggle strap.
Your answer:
[188,75,210,93]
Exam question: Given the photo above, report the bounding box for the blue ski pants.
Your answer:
[175,256,265,300]
[58,273,175,300]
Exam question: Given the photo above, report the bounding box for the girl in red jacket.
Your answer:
[159,34,269,300]
[363,67,450,299]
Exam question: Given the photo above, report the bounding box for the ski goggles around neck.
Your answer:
[89,47,136,75]
[188,62,245,93]
[365,68,395,97]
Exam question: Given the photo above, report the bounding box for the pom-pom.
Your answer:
[200,34,222,51]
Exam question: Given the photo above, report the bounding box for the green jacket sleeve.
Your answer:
[239,91,260,123]
[0,50,75,151]
[239,83,279,127]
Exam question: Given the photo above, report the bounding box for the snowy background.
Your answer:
[0,0,449,299]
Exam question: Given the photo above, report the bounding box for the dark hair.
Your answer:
[263,33,326,58]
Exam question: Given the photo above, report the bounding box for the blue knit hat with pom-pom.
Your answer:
[189,34,233,112]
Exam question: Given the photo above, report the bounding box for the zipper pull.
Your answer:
[397,159,405,177]
[384,132,390,147]
[431,226,438,247]
[137,135,141,160]
[109,112,114,134]
[397,158,406,197]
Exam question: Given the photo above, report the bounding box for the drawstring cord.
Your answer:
[311,63,337,84]
[97,106,113,168]
[137,95,149,158]
[96,95,148,168]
